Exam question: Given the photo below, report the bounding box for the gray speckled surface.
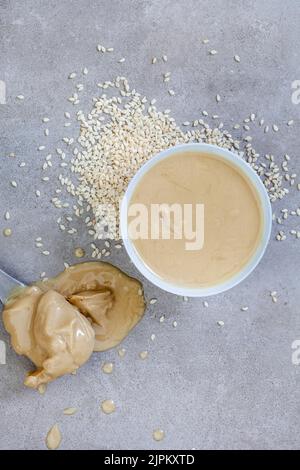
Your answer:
[1,0,300,450]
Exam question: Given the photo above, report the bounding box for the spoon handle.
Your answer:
[0,268,25,304]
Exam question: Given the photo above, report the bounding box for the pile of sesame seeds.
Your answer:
[51,76,290,241]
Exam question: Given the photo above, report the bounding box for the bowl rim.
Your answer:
[120,143,272,297]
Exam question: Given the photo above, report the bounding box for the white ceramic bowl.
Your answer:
[120,143,272,297]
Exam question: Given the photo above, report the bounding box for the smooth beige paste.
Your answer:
[3,262,145,388]
[129,151,263,287]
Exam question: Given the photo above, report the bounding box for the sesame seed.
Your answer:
[60,75,289,246]
[11,181,17,188]
[74,247,85,258]
[217,320,225,326]
[139,351,148,360]
[209,50,218,55]
[16,95,24,100]
[3,228,12,237]
[234,55,240,62]
[69,72,76,79]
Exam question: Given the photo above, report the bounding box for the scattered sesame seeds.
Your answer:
[217,320,225,326]
[234,55,241,63]
[272,124,279,132]
[216,94,221,102]
[162,55,168,62]
[172,321,178,328]
[149,298,157,305]
[209,50,218,55]
[69,72,76,79]
[10,180,17,188]
[152,57,157,64]
[42,250,50,256]
[4,211,10,220]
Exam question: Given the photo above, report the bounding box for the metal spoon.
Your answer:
[0,268,25,304]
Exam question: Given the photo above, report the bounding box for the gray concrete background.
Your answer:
[0,0,300,450]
